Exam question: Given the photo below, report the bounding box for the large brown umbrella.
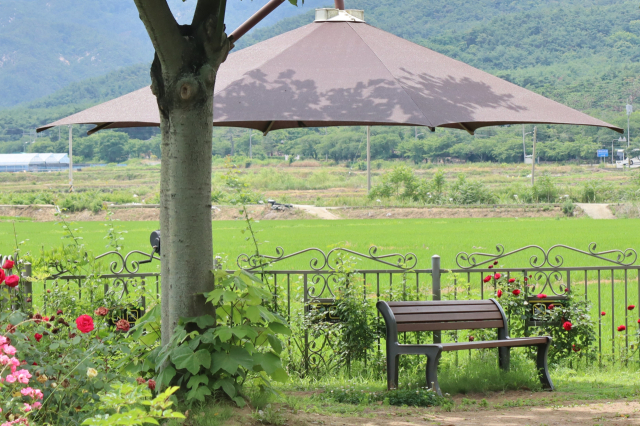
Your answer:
[38,9,622,134]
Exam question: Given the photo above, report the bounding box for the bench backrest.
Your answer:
[377,299,508,341]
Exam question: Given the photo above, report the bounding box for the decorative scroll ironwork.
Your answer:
[456,243,638,269]
[237,246,417,271]
[48,249,161,278]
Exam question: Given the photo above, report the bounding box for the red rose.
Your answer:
[5,275,19,288]
[637,319,640,324]
[562,321,572,331]
[34,333,43,342]
[508,278,515,283]
[43,316,50,322]
[147,379,156,391]
[0,269,5,284]
[34,313,43,324]
[494,273,501,280]
[497,289,503,298]
[601,311,606,316]
[136,377,146,385]
[488,265,494,269]
[56,309,63,315]
[572,344,580,353]
[536,294,547,299]
[75,315,94,334]
[628,305,636,311]
[483,275,492,283]
[524,277,528,282]
[2,259,14,270]
[547,304,554,310]
[5,324,15,334]
[512,289,521,296]
[618,325,627,332]
[115,319,130,333]
[469,336,475,342]
[564,288,569,293]
[94,307,108,317]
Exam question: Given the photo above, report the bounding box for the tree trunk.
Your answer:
[133,0,230,345]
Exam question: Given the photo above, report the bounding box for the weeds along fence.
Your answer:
[14,242,640,376]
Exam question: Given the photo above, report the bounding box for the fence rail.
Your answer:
[12,242,640,375]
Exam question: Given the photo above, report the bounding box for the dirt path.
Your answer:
[291,205,340,220]
[287,401,640,425]
[576,203,616,219]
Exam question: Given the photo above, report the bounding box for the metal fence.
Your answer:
[17,242,640,374]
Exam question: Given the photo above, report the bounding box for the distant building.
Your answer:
[0,153,69,172]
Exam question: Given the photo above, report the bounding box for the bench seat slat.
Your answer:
[391,305,498,314]
[441,337,548,351]
[397,320,504,332]
[394,311,503,323]
[387,300,493,307]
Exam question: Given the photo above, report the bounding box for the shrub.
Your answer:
[140,270,290,406]
[562,199,575,216]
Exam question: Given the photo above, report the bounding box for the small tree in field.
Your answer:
[131,0,299,344]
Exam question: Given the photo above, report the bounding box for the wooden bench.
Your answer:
[376,299,553,396]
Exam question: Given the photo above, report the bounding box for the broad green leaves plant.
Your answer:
[147,269,290,406]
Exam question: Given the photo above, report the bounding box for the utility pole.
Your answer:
[249,130,253,159]
[366,126,371,193]
[531,126,537,186]
[627,104,633,148]
[68,125,73,192]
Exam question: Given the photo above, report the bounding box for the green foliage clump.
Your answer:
[141,270,290,406]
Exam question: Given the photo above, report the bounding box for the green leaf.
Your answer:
[230,347,254,370]
[172,347,211,375]
[231,325,258,340]
[187,374,209,390]
[222,290,238,304]
[211,352,240,375]
[238,269,263,285]
[157,365,176,386]
[205,288,224,305]
[252,352,282,375]
[267,335,283,354]
[215,326,233,342]
[49,342,59,350]
[268,322,291,336]
[271,367,289,383]
[180,315,215,329]
[186,384,212,402]
[214,378,236,398]
[245,306,261,323]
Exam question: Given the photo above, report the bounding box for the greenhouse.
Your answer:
[41,153,70,169]
[0,153,45,172]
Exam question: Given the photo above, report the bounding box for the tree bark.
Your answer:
[133,0,230,345]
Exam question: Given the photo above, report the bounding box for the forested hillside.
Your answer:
[0,0,325,108]
[1,0,638,164]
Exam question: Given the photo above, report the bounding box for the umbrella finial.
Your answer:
[334,0,345,10]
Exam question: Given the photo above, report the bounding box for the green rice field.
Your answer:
[1,216,638,270]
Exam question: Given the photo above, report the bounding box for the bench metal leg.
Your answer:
[536,339,554,390]
[425,347,443,396]
[499,347,510,371]
[387,354,400,390]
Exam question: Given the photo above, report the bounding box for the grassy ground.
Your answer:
[167,359,640,426]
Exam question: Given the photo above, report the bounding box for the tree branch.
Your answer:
[192,0,224,31]
[133,0,185,75]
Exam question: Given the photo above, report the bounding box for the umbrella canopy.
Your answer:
[38,9,622,135]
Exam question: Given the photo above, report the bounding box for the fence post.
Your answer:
[432,255,441,344]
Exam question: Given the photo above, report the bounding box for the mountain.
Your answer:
[0,0,328,108]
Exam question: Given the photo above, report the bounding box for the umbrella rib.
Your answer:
[458,123,474,136]
[263,121,275,136]
[348,23,435,129]
[88,122,114,135]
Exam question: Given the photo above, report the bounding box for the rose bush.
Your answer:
[492,273,596,363]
